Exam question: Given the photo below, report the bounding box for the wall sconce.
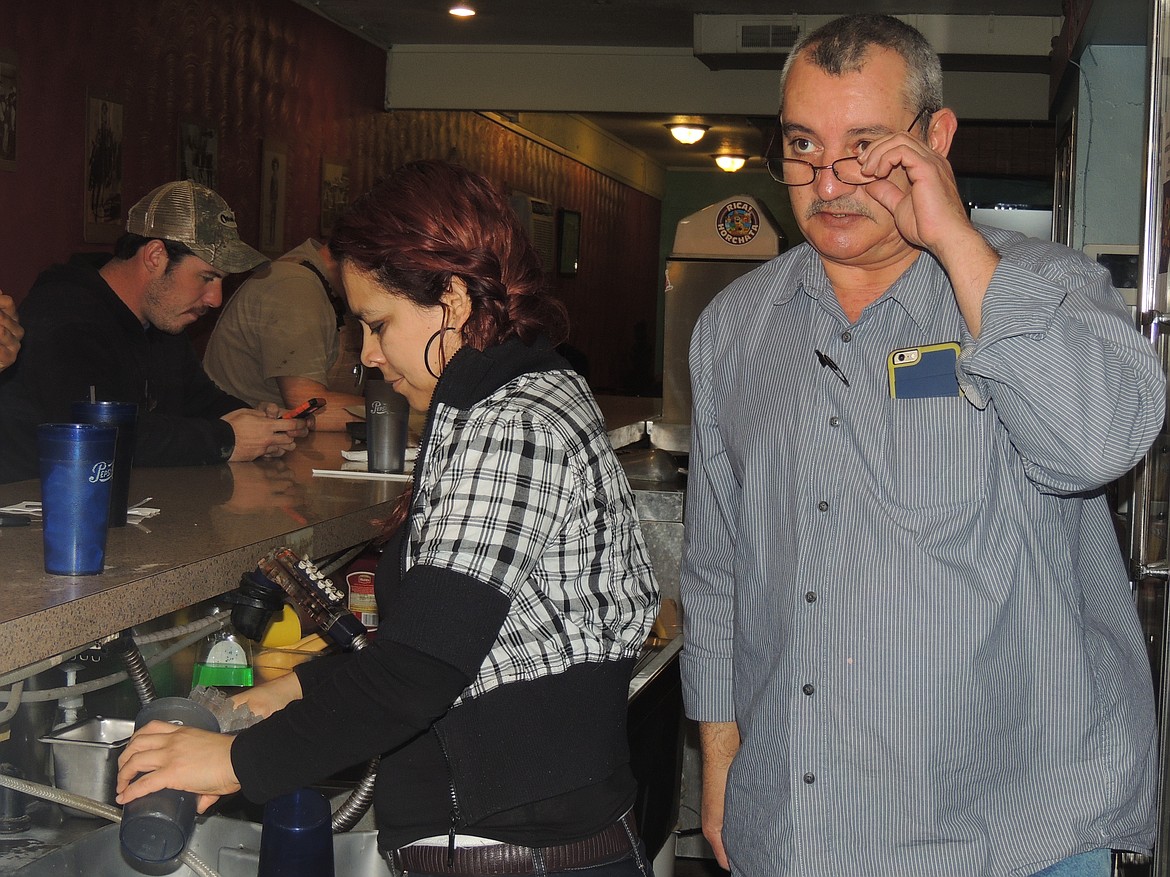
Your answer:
[714,154,748,172]
[666,124,709,145]
[449,4,476,17]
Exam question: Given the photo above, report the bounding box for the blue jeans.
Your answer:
[1031,849,1110,877]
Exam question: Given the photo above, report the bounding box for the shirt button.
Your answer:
[805,591,817,603]
[828,416,840,428]
[803,772,816,784]
[840,330,852,342]
[802,684,815,696]
[817,500,829,512]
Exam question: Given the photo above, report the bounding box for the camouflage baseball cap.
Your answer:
[125,180,267,273]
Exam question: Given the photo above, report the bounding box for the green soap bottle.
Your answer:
[192,620,254,688]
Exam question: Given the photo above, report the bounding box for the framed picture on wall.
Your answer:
[0,49,17,172]
[178,121,218,189]
[557,209,581,276]
[84,91,124,243]
[260,139,287,256]
[320,158,349,237]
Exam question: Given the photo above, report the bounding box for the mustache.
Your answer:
[805,198,875,221]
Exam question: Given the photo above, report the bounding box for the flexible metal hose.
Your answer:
[0,772,222,877]
[106,632,156,705]
[330,756,378,833]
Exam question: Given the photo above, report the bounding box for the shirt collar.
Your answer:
[790,247,947,333]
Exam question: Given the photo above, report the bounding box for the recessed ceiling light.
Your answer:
[713,154,748,172]
[666,124,709,145]
[449,4,476,17]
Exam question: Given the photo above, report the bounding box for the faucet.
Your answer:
[52,663,86,730]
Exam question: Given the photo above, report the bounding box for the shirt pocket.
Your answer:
[882,396,989,511]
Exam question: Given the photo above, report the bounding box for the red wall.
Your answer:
[0,0,660,393]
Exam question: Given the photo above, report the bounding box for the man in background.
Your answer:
[203,238,363,432]
[0,180,306,483]
[680,14,1162,877]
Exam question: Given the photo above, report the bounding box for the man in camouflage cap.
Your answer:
[0,180,307,483]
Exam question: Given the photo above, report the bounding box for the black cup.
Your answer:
[120,698,220,872]
[71,400,138,527]
[364,380,409,473]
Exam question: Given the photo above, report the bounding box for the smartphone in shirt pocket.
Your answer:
[887,342,961,399]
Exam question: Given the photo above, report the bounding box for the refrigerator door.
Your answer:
[661,196,785,427]
[662,259,763,425]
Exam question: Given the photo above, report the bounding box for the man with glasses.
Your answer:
[680,14,1162,877]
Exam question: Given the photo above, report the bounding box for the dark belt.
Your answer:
[393,812,638,875]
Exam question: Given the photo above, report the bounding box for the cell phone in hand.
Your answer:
[283,397,326,419]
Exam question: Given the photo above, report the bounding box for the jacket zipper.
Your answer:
[410,349,470,864]
[432,726,462,866]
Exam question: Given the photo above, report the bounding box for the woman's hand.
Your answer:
[115,721,240,814]
[231,670,303,719]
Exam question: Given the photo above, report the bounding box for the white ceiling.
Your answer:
[299,1,1065,49]
[296,0,1070,171]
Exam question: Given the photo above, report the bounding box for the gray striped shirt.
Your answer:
[680,228,1164,877]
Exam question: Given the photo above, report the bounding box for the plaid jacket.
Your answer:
[404,343,658,701]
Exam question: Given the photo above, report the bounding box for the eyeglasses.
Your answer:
[765,107,930,187]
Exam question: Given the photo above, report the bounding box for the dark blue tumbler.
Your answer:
[258,787,336,877]
[71,400,139,527]
[36,423,117,575]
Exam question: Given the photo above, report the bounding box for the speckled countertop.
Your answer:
[0,398,666,680]
[0,432,405,677]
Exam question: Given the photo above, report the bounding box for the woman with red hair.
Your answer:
[118,160,660,877]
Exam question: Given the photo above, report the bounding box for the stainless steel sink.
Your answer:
[9,814,388,876]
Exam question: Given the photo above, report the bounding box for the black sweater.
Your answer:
[0,254,247,483]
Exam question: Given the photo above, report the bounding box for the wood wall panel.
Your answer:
[0,0,659,393]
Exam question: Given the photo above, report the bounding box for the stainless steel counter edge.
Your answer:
[628,635,682,700]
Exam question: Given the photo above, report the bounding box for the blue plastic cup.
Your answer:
[37,423,117,576]
[71,401,139,527]
[258,788,335,877]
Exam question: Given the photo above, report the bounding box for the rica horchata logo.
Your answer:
[716,201,760,246]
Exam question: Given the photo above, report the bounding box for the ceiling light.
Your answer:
[714,154,748,172]
[449,4,476,17]
[666,124,709,145]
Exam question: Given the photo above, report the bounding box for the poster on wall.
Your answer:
[178,121,218,189]
[260,140,287,256]
[84,92,124,243]
[320,158,349,237]
[0,50,17,172]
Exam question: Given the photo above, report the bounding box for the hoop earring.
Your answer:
[425,327,459,379]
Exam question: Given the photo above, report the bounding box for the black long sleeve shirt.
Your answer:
[0,254,247,483]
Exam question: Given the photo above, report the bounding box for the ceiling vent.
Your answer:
[738,23,801,52]
[693,14,829,70]
[694,13,1062,73]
